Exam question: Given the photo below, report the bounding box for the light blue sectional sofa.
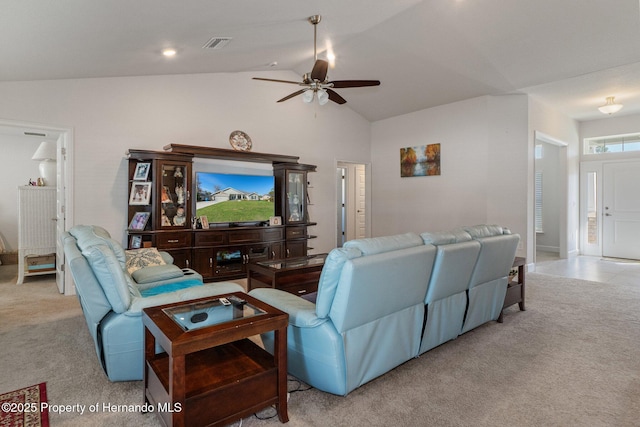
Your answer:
[62,225,243,381]
[249,224,519,396]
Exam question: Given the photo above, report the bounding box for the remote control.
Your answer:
[219,298,231,306]
[228,295,247,305]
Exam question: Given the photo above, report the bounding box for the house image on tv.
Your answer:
[211,187,268,202]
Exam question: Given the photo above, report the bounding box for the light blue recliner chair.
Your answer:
[419,229,481,354]
[62,225,243,381]
[461,225,520,333]
[250,233,436,396]
[419,225,520,353]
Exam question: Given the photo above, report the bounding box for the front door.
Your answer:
[603,161,640,260]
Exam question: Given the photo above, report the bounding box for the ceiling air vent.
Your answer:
[202,37,232,50]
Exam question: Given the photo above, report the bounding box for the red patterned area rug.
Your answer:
[0,383,49,427]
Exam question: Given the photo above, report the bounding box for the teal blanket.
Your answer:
[139,279,203,297]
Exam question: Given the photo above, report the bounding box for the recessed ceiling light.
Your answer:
[162,48,177,57]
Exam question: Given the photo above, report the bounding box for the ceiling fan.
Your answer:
[252,15,380,105]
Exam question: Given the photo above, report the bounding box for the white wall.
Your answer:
[0,134,44,251]
[0,72,371,253]
[371,95,528,254]
[581,112,640,140]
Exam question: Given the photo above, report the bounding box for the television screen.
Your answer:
[196,172,275,224]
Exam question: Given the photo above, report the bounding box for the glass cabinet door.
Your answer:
[286,171,305,224]
[159,162,189,228]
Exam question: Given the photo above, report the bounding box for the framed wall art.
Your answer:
[400,143,441,177]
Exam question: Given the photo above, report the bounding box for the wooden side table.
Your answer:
[247,254,327,297]
[498,256,526,323]
[142,292,289,427]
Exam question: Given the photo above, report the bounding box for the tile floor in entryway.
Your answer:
[534,251,640,286]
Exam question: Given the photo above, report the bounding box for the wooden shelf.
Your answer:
[163,144,300,164]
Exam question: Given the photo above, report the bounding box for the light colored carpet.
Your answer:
[1,265,639,426]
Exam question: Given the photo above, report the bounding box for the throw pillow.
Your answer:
[125,248,166,274]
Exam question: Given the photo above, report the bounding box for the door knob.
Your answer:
[605,213,612,216]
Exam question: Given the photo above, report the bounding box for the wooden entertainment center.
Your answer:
[126,144,316,282]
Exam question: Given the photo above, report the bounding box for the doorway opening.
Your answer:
[533,131,568,265]
[336,161,369,247]
[0,119,74,294]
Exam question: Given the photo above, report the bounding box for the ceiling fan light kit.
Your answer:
[598,96,623,115]
[252,15,380,106]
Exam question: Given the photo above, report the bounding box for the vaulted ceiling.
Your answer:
[3,0,640,122]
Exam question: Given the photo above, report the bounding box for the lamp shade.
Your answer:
[302,90,314,103]
[317,89,329,105]
[32,141,57,160]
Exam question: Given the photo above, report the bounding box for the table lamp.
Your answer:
[32,141,57,186]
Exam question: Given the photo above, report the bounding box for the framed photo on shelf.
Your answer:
[199,215,209,229]
[133,162,151,181]
[129,182,152,205]
[129,234,142,249]
[129,212,151,230]
[269,216,282,226]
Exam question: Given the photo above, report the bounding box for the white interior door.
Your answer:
[354,164,366,239]
[55,135,65,293]
[603,161,640,260]
[337,162,368,246]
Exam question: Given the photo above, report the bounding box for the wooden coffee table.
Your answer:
[142,292,289,427]
[247,254,327,297]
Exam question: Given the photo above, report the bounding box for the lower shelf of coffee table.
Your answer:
[146,339,278,427]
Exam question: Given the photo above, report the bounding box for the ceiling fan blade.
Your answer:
[326,89,347,105]
[277,89,307,103]
[253,77,302,85]
[311,59,329,81]
[329,80,381,88]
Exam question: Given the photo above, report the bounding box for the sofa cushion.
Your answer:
[125,248,166,274]
[83,244,131,313]
[421,229,472,245]
[316,247,362,318]
[463,224,504,238]
[131,264,184,284]
[343,232,423,256]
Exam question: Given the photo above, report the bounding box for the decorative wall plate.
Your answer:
[229,130,252,151]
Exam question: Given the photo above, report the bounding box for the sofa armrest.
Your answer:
[158,251,174,265]
[249,288,327,328]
